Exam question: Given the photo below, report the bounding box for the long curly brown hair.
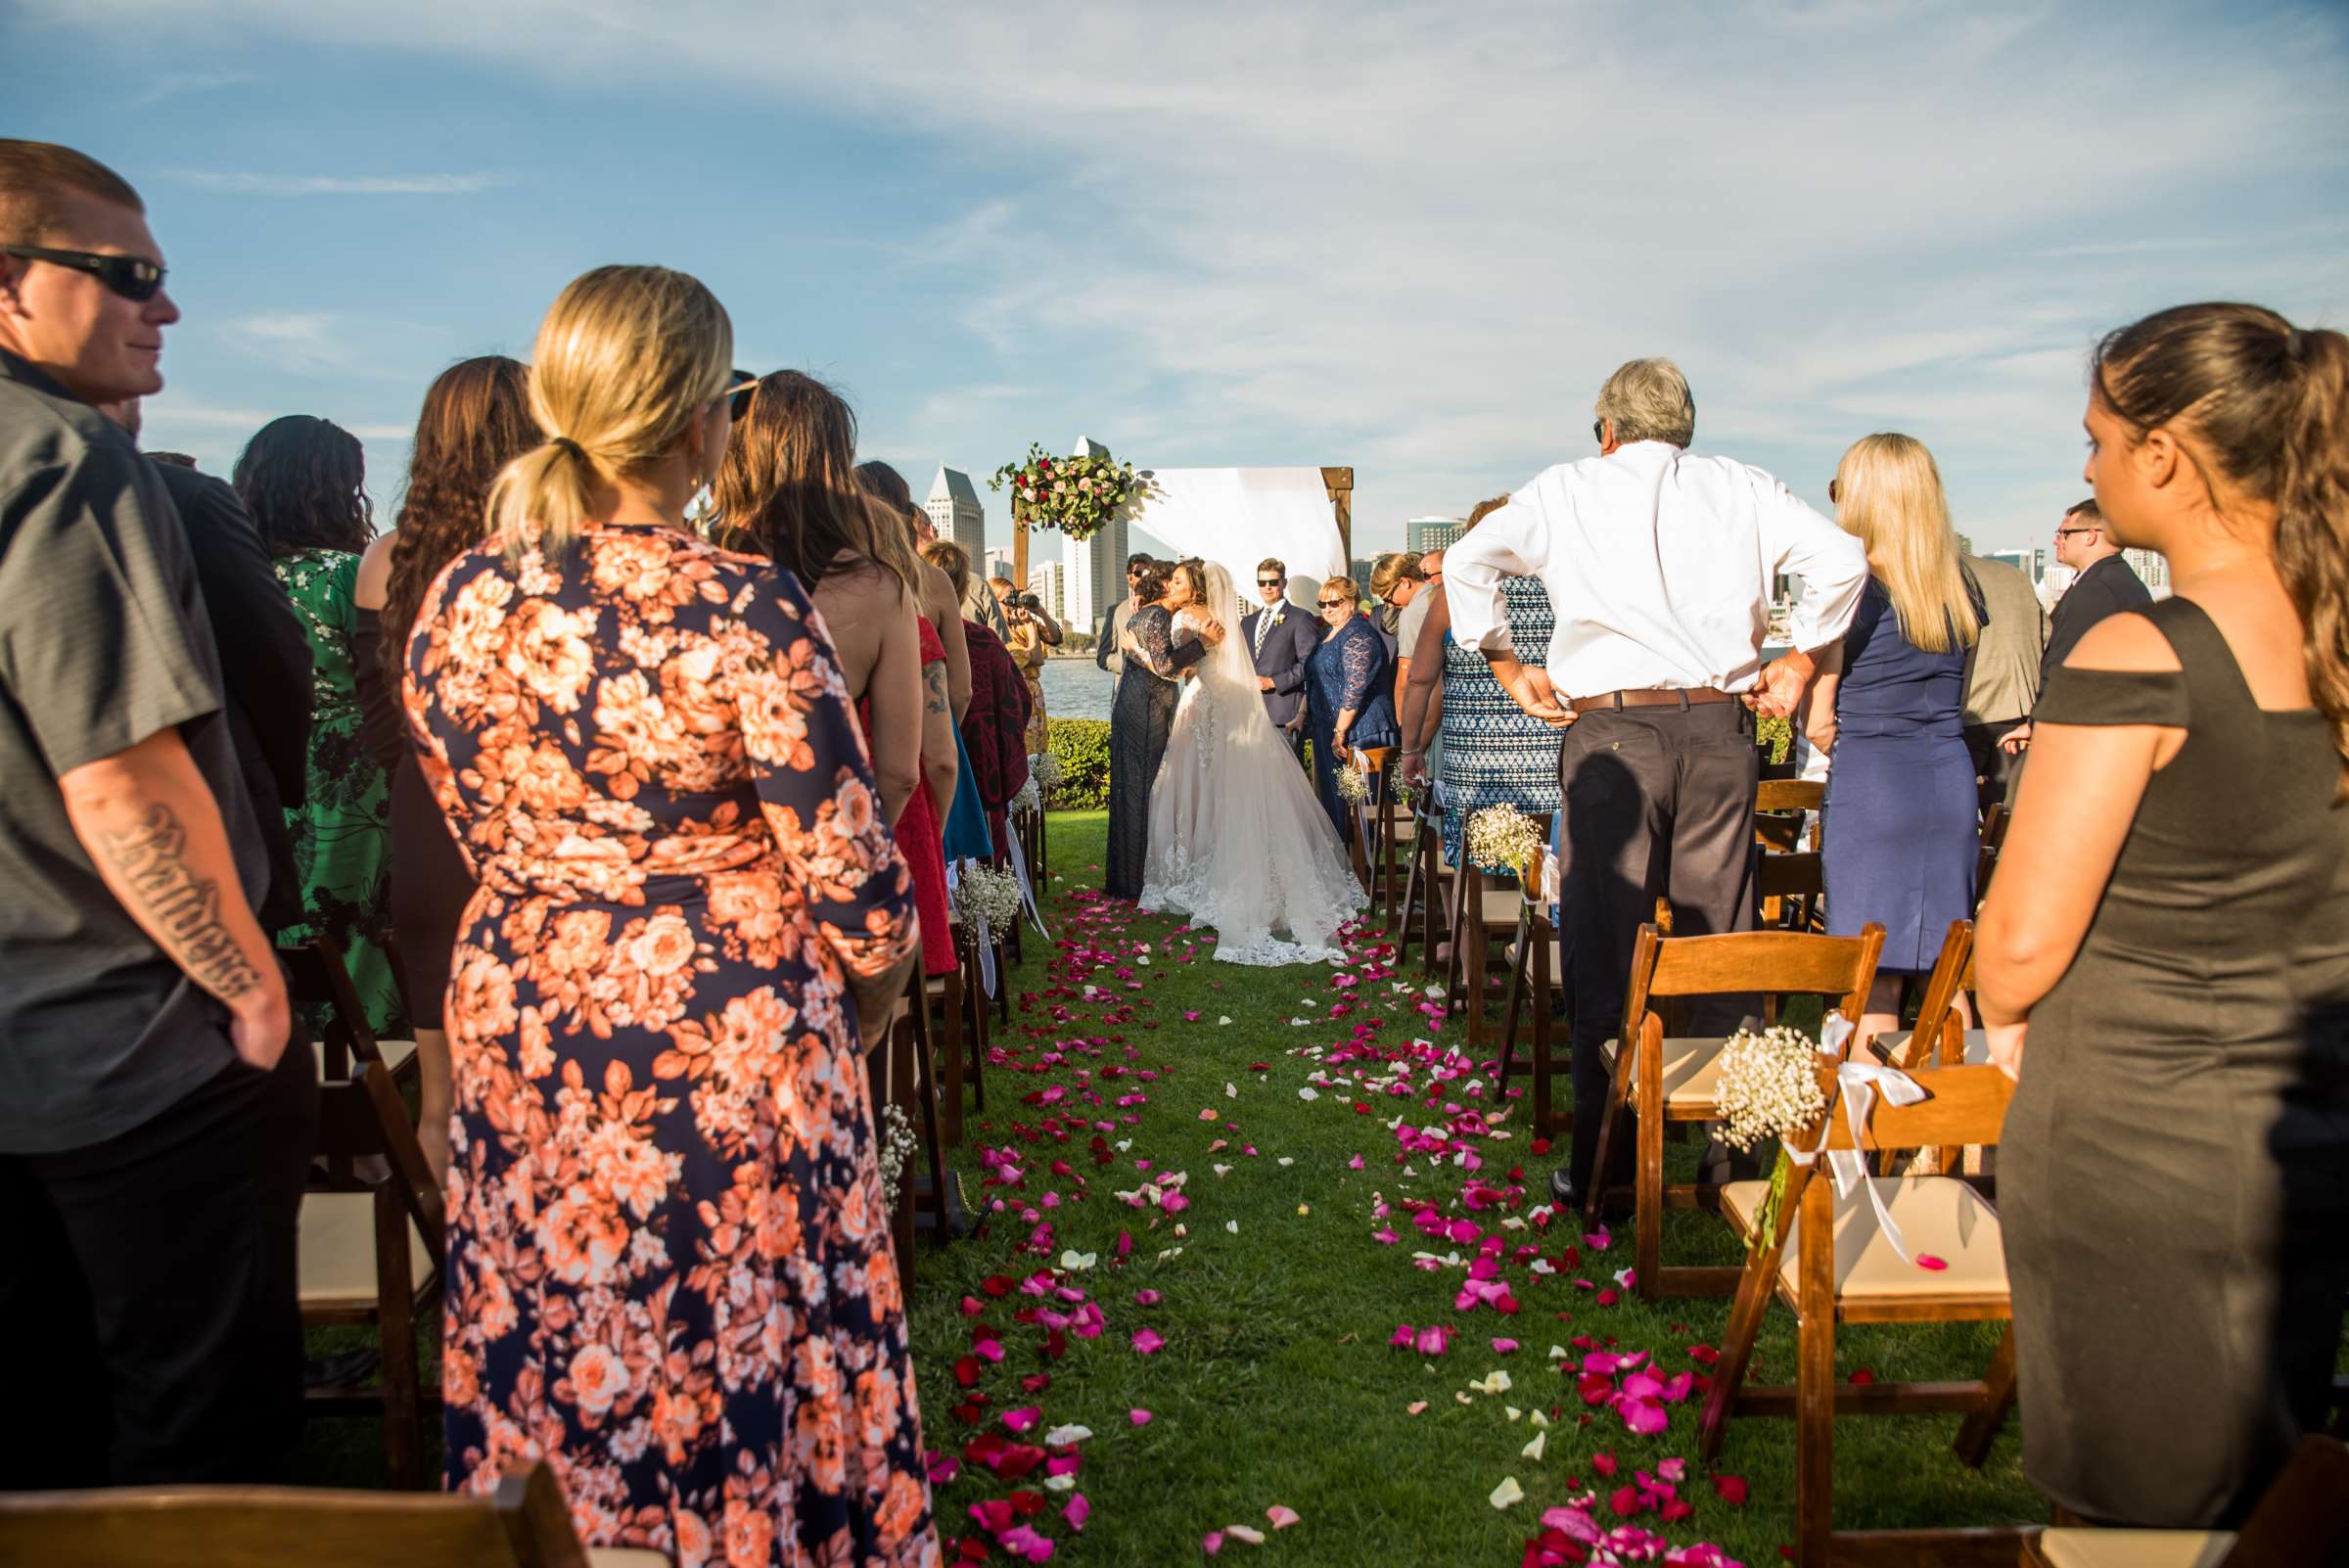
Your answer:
[381,356,537,692]
[234,415,372,557]
[715,372,916,598]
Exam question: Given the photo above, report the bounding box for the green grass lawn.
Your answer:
[294,808,2039,1563]
[907,811,2035,1568]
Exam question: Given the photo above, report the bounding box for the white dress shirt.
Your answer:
[1444,441,1867,698]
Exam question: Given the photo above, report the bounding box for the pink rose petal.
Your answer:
[1131,1327,1165,1355]
[1267,1505,1300,1530]
[1202,1531,1225,1557]
[1492,1337,1520,1354]
[1064,1494,1090,1533]
[1128,1408,1153,1425]
[1917,1253,1949,1271]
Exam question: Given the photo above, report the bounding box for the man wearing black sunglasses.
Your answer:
[0,141,311,1490]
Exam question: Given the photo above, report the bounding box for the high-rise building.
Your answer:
[1028,560,1067,623]
[2122,547,2172,600]
[1063,515,1130,635]
[925,467,986,559]
[1981,548,2036,583]
[982,545,1015,585]
[1407,516,1465,553]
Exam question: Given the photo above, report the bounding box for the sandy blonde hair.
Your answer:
[489,265,732,558]
[1320,575,1361,609]
[1831,433,1979,656]
[1594,357,1695,448]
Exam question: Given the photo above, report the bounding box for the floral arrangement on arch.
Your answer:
[989,443,1142,543]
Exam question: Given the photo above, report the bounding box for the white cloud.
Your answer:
[45,0,2349,546]
[226,311,354,373]
[130,69,256,107]
[165,170,507,196]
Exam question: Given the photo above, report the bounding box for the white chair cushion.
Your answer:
[1598,1037,1733,1113]
[1477,889,1521,925]
[1721,1174,2006,1304]
[1505,936,1563,973]
[299,1191,435,1313]
[2037,1529,2233,1568]
[1872,1027,1989,1067]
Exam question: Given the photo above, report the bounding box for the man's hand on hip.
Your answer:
[1490,656,1573,728]
[1742,649,1816,719]
[2000,723,2033,754]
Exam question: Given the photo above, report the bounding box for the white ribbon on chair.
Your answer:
[1785,1013,1932,1264]
[1004,826,1049,938]
[975,907,998,998]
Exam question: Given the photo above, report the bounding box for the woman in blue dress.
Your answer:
[1303,576,1401,846]
[1802,433,1984,1045]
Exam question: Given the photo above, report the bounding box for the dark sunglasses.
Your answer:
[1592,418,1606,446]
[1316,595,1349,608]
[1257,576,1285,586]
[2054,525,2099,539]
[724,369,759,415]
[0,244,167,302]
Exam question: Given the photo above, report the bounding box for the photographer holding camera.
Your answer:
[991,575,1062,753]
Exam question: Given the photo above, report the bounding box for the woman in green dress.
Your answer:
[235,416,400,1034]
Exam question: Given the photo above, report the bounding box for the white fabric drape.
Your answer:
[1124,468,1348,615]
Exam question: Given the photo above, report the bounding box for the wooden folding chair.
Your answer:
[0,1459,668,1567]
[1496,842,1570,1136]
[283,934,419,1090]
[1397,802,1453,973]
[1367,786,1414,930]
[2023,1434,2349,1568]
[1755,777,1822,853]
[1977,805,2010,896]
[1698,1061,2018,1566]
[1446,851,1529,1056]
[1758,849,1824,933]
[302,1061,444,1490]
[1584,923,1886,1299]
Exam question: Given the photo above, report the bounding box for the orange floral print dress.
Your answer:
[404,524,938,1568]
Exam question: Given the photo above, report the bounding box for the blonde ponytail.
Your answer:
[491,264,732,559]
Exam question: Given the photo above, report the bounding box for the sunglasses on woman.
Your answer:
[1317,596,1349,609]
[0,245,167,302]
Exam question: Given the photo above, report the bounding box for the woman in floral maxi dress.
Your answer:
[405,263,936,1568]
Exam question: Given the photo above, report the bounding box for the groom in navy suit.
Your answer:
[1241,557,1319,761]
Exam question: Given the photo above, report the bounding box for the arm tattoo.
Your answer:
[97,805,266,1001]
[924,665,949,716]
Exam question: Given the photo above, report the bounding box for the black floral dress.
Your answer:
[1103,604,1205,899]
[406,525,937,1567]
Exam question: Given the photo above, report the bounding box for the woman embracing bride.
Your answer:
[1139,559,1365,964]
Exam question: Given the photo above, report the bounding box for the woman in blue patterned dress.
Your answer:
[1303,576,1400,846]
[1437,576,1562,869]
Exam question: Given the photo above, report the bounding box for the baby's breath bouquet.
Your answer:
[1029,752,1065,790]
[877,1102,917,1211]
[1010,775,1042,820]
[953,863,1024,936]
[1716,1023,1830,1251]
[1335,760,1370,804]
[1465,804,1542,876]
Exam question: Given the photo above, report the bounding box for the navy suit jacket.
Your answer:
[1242,602,1319,729]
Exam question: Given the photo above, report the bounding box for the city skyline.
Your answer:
[12,1,2344,558]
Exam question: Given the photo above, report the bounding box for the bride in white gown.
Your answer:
[1139,560,1365,965]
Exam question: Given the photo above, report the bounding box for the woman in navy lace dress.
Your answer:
[1304,576,1401,845]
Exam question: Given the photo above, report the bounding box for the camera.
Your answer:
[1008,591,1043,612]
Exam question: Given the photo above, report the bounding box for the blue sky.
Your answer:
[14,0,2347,558]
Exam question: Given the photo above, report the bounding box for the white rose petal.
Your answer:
[1490,1476,1525,1510]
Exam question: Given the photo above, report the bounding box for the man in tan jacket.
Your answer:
[1959,552,2049,808]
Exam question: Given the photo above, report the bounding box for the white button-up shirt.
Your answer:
[1444,441,1867,698]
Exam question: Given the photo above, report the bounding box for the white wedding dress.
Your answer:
[1139,562,1365,965]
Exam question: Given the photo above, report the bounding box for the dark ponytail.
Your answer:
[2094,302,2349,795]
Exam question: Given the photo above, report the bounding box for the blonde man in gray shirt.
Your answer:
[1959,552,2049,807]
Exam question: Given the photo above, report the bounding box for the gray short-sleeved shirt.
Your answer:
[0,349,272,1153]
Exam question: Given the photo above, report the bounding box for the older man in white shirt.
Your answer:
[1445,356,1867,1208]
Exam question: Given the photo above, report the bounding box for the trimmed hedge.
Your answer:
[1044,718,1111,809]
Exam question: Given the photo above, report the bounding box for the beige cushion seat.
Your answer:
[299,1192,435,1313]
[1598,1036,1733,1113]
[312,1036,419,1078]
[2035,1531,2233,1568]
[1721,1174,2007,1308]
[588,1551,678,1567]
[1505,934,1563,972]
[1476,889,1521,926]
[1870,1027,1990,1066]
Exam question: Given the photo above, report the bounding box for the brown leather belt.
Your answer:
[1571,686,1735,711]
